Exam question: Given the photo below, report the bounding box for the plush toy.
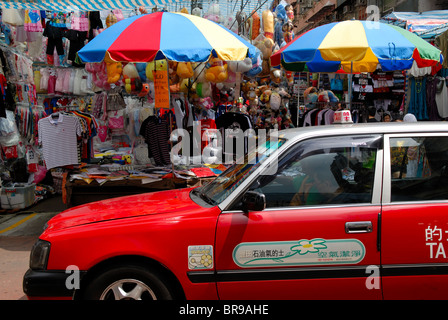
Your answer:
[223,16,238,34]
[139,6,148,14]
[104,53,123,84]
[254,34,274,78]
[106,11,117,28]
[138,83,150,97]
[285,70,294,86]
[146,60,167,81]
[123,63,142,94]
[270,91,281,110]
[274,4,287,45]
[228,58,253,74]
[204,3,221,23]
[176,62,194,79]
[168,61,179,85]
[282,21,294,43]
[262,10,275,48]
[136,63,147,82]
[192,7,202,17]
[250,10,260,40]
[327,90,340,103]
[196,81,212,98]
[270,67,282,84]
[275,3,287,24]
[205,58,228,83]
[245,50,262,78]
[285,4,294,21]
[318,90,329,103]
[259,86,272,108]
[236,11,247,35]
[199,96,213,110]
[305,88,318,108]
[179,78,194,94]
[276,86,291,107]
[245,79,259,106]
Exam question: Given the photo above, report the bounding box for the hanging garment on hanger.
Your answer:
[106,86,126,111]
[139,115,171,166]
[38,112,82,169]
[436,76,448,118]
[426,76,442,121]
[408,77,428,121]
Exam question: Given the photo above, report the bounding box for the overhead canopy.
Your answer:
[0,0,178,12]
[78,12,260,63]
[381,10,448,39]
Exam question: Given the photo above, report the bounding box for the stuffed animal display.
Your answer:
[72,5,346,141]
[104,53,122,84]
[205,58,228,83]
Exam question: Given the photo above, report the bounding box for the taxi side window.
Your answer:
[390,136,448,202]
[250,135,380,208]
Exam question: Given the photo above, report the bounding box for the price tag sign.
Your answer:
[153,70,170,109]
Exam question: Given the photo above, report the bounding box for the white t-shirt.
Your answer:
[38,113,82,170]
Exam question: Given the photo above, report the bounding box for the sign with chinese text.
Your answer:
[233,238,365,267]
[153,70,170,109]
[333,110,353,124]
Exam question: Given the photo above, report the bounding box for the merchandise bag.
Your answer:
[331,75,343,91]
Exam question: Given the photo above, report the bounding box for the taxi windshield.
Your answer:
[196,137,286,205]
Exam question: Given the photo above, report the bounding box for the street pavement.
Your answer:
[0,196,66,300]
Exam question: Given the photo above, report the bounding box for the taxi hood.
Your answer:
[45,188,203,232]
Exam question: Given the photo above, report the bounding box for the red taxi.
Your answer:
[23,121,448,300]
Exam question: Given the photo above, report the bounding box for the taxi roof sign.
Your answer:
[333,110,353,124]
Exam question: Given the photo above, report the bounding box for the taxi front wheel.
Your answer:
[82,265,174,300]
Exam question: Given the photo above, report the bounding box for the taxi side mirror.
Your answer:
[242,191,266,212]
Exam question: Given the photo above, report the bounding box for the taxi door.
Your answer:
[215,135,383,299]
[381,134,448,299]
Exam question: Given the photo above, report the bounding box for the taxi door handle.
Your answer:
[345,221,373,234]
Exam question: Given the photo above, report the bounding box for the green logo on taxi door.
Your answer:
[233,238,365,267]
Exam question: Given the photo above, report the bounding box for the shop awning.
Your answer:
[0,0,179,12]
[381,10,448,39]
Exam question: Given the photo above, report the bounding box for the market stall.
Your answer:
[0,2,293,209]
[271,19,445,123]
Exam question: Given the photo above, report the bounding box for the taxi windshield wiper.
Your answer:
[193,188,216,206]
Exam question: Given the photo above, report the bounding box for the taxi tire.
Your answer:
[82,264,174,300]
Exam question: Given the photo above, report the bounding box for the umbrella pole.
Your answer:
[167,61,175,174]
[348,61,353,110]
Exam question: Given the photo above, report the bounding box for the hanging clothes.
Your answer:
[65,29,87,66]
[426,76,442,121]
[88,11,103,41]
[408,77,428,121]
[38,112,82,170]
[139,115,171,166]
[43,24,65,56]
[436,76,448,118]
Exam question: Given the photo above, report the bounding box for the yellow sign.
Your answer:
[153,70,170,109]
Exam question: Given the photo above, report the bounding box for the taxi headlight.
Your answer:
[29,240,51,270]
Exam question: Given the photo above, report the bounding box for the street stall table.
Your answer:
[63,165,218,208]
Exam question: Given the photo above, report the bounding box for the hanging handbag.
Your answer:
[331,74,343,91]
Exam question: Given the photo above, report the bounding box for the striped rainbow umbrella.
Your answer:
[78,11,259,63]
[271,20,443,73]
